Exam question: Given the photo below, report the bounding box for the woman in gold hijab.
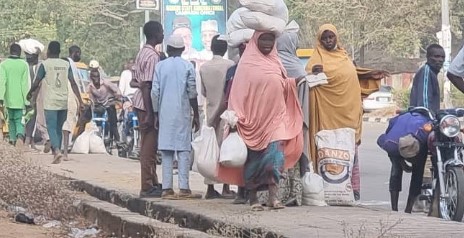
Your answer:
[306,24,387,200]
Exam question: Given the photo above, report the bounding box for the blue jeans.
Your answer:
[44,110,67,151]
[161,150,190,190]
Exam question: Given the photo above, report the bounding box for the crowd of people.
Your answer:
[1,18,461,213]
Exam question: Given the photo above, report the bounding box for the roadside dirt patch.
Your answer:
[0,210,64,238]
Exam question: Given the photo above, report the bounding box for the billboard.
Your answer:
[162,0,227,64]
[136,0,160,10]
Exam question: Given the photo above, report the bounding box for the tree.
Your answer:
[286,0,441,63]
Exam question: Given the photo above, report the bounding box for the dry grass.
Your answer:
[0,142,79,221]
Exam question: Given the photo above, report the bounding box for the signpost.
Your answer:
[136,0,161,49]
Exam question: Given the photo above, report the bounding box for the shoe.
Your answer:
[178,189,202,200]
[139,186,162,198]
[161,189,178,200]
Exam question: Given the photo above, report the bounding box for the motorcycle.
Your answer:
[91,97,121,155]
[118,95,140,159]
[408,106,464,221]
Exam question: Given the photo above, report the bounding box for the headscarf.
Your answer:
[276,31,306,78]
[304,24,362,167]
[229,31,303,161]
[216,31,304,186]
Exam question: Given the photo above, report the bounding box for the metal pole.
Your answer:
[441,0,453,108]
[140,10,150,49]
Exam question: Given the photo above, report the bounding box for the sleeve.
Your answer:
[199,67,206,97]
[0,64,6,101]
[449,46,464,77]
[409,67,427,108]
[105,79,120,95]
[143,55,157,82]
[22,64,30,105]
[187,62,198,100]
[35,64,46,81]
[151,64,161,113]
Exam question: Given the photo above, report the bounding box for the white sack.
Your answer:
[239,0,289,22]
[17,39,44,54]
[315,128,356,206]
[284,20,300,33]
[228,29,254,48]
[89,133,107,154]
[302,161,327,206]
[240,11,287,35]
[191,125,219,181]
[227,7,251,34]
[71,132,90,154]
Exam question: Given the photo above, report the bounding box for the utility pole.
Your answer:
[440,0,453,108]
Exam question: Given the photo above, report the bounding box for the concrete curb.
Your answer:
[71,180,286,238]
[81,196,217,238]
[362,117,391,123]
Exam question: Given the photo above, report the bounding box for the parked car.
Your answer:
[363,85,396,112]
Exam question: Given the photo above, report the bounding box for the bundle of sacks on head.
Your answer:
[226,0,289,60]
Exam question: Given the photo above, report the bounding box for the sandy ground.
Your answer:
[0,210,64,238]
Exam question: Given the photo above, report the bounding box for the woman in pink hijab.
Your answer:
[217,31,304,211]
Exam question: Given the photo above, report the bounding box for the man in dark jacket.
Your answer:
[410,44,445,114]
[407,44,444,213]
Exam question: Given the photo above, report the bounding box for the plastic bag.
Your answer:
[219,132,247,167]
[219,110,247,168]
[240,11,287,35]
[302,162,327,206]
[191,124,219,181]
[239,0,289,22]
[89,133,107,154]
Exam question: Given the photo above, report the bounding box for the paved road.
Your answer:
[359,122,412,210]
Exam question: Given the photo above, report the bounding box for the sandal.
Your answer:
[268,200,285,210]
[251,203,265,212]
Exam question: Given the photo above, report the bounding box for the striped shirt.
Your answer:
[133,44,160,111]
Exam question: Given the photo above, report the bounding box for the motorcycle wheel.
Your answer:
[441,166,464,221]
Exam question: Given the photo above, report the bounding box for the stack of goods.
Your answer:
[226,0,290,59]
[17,38,44,54]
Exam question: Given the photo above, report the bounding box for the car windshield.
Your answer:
[379,86,392,92]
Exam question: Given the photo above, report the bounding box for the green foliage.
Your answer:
[392,88,410,109]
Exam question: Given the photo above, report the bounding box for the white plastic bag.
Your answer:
[240,11,287,34]
[302,162,327,206]
[239,0,289,22]
[191,125,219,181]
[219,110,247,168]
[219,132,247,167]
[71,132,90,154]
[89,133,107,154]
[315,128,356,206]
